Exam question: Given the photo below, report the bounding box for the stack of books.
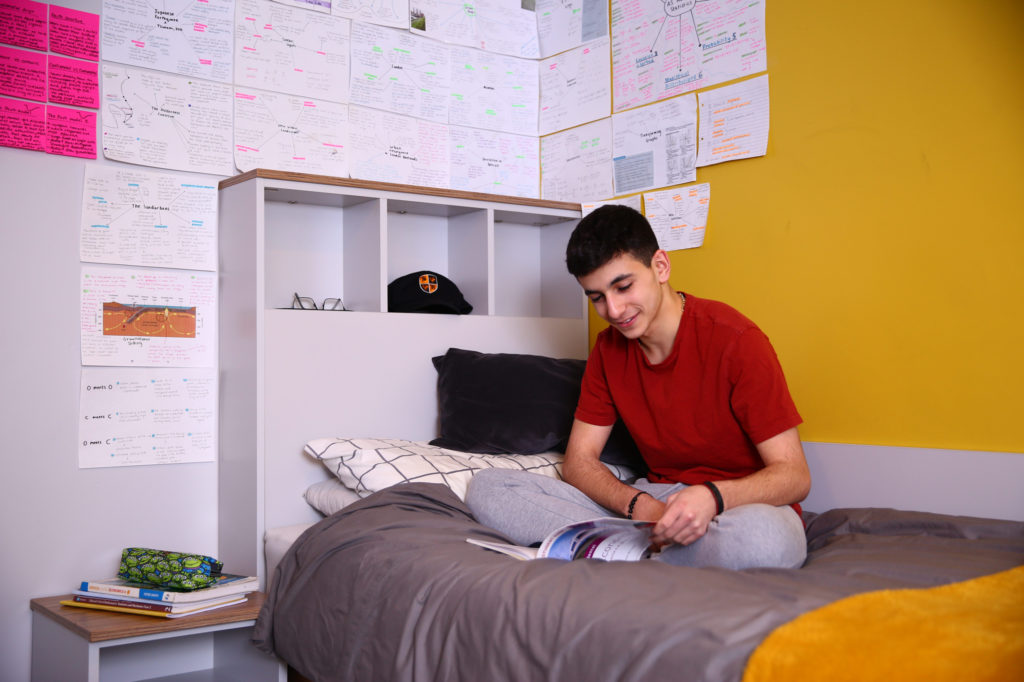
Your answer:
[60,573,258,618]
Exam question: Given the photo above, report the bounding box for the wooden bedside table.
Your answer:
[30,592,285,682]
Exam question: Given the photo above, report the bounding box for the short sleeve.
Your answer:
[574,336,619,427]
[727,328,802,444]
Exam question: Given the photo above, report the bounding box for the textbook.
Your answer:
[78,573,257,603]
[467,517,655,562]
[61,594,247,618]
[69,591,248,613]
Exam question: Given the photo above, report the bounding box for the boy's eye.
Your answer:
[616,283,632,293]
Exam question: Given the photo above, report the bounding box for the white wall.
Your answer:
[0,2,220,678]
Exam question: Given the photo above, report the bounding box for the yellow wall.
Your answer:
[592,1,1024,452]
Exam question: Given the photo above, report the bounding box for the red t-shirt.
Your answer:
[576,294,802,492]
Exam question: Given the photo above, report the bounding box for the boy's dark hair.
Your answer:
[565,204,660,278]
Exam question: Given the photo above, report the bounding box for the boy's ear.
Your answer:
[651,249,672,283]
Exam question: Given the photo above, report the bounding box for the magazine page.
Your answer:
[538,518,654,561]
[466,538,539,561]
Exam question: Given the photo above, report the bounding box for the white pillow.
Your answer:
[303,436,638,499]
[304,477,363,516]
[305,437,565,501]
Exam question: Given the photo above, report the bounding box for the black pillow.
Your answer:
[429,348,645,473]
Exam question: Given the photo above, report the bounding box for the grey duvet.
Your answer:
[253,483,1024,682]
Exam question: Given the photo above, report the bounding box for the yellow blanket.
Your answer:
[743,566,1024,682]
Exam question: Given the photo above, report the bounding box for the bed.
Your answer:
[250,348,1024,681]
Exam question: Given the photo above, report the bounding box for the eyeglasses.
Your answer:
[291,293,348,311]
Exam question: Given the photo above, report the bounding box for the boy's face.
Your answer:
[577,251,671,341]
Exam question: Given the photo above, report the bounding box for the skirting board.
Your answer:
[801,442,1024,522]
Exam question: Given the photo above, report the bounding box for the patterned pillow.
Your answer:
[305,437,639,501]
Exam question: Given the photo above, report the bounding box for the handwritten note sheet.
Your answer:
[537,0,608,59]
[0,45,46,101]
[449,46,538,136]
[350,22,451,123]
[611,0,766,112]
[349,104,450,188]
[47,54,99,108]
[581,193,642,216]
[0,94,44,150]
[46,104,95,158]
[643,182,710,251]
[539,36,611,136]
[81,166,218,271]
[79,367,217,468]
[234,88,349,176]
[540,117,613,203]
[450,125,539,198]
[235,0,351,103]
[102,0,234,83]
[612,93,696,194]
[697,73,769,167]
[0,0,48,52]
[81,265,217,367]
[474,0,539,58]
[331,0,408,29]
[101,64,234,176]
[49,4,99,61]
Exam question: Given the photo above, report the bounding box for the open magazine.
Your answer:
[467,517,655,562]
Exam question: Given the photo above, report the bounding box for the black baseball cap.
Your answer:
[387,271,473,315]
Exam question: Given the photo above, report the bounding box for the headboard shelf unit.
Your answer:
[217,170,588,583]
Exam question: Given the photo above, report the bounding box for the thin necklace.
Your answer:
[678,291,686,314]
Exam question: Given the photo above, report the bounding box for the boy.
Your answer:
[467,205,810,569]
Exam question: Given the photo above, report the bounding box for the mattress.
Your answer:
[254,482,1024,682]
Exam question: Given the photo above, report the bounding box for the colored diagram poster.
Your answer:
[233,88,349,176]
[450,125,539,198]
[101,64,234,176]
[101,0,234,83]
[349,21,451,124]
[643,182,710,251]
[81,166,218,271]
[696,73,769,167]
[537,0,608,59]
[80,265,217,367]
[540,117,613,203]
[79,367,217,468]
[331,0,408,29]
[235,0,351,103]
[612,92,695,195]
[348,104,450,189]
[474,0,539,58]
[611,0,766,112]
[539,36,611,136]
[449,46,538,136]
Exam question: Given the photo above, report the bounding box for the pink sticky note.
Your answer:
[0,95,44,150]
[48,54,99,108]
[49,4,99,61]
[46,104,95,158]
[0,0,47,52]
[0,45,46,101]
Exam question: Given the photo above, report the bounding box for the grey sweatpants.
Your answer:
[465,468,807,570]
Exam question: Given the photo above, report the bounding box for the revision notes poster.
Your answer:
[80,265,216,367]
[79,367,216,468]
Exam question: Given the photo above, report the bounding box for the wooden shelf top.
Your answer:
[30,592,266,643]
[218,168,582,213]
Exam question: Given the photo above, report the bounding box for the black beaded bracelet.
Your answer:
[626,490,649,519]
[702,481,725,516]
